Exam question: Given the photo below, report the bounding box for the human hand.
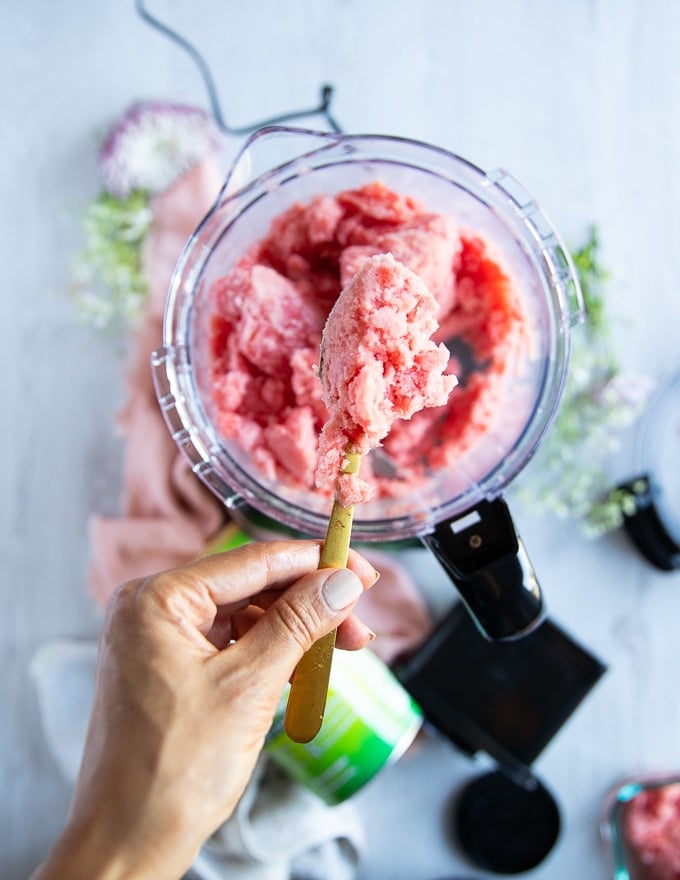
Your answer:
[32,540,377,880]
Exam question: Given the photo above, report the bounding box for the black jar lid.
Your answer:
[450,770,561,874]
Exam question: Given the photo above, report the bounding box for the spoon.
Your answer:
[283,253,456,743]
[283,448,360,743]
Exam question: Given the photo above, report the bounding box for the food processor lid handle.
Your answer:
[422,498,545,641]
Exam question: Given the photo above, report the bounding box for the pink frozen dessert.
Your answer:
[621,782,680,880]
[206,181,525,503]
[316,253,457,507]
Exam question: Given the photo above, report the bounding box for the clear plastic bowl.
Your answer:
[152,126,583,541]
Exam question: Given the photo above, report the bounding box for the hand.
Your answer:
[32,540,377,880]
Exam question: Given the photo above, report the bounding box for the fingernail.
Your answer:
[322,569,364,611]
[372,569,381,584]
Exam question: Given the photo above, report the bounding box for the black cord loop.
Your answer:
[134,0,342,133]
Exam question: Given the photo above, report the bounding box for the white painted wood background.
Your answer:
[2,1,679,878]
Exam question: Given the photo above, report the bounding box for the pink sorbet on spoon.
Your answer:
[316,252,457,507]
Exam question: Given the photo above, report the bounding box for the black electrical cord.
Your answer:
[134,0,343,134]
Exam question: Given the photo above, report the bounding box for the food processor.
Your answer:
[152,125,584,641]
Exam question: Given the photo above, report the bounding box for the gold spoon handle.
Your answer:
[283,629,337,743]
[284,455,359,743]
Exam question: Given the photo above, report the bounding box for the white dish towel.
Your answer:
[30,639,365,880]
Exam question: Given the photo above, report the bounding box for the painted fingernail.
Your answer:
[322,569,364,611]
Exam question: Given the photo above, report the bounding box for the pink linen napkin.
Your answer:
[356,549,433,664]
[89,157,226,605]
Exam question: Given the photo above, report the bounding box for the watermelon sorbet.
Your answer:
[621,782,680,880]
[205,181,526,503]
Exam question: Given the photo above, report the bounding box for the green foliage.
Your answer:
[514,228,651,538]
[571,227,610,335]
[71,189,152,329]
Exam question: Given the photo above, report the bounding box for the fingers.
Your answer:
[335,612,376,651]
[206,604,373,652]
[173,540,376,607]
[123,541,377,638]
[225,567,368,684]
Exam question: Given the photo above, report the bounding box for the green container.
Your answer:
[265,646,423,804]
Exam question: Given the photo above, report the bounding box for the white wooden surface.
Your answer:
[2,1,679,878]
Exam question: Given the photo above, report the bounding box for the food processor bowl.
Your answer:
[152,126,583,640]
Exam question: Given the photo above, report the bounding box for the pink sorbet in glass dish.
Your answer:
[602,776,680,880]
[622,782,680,880]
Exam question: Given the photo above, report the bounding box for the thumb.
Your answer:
[233,567,364,677]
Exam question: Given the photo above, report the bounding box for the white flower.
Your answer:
[99,101,224,198]
[512,229,655,539]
